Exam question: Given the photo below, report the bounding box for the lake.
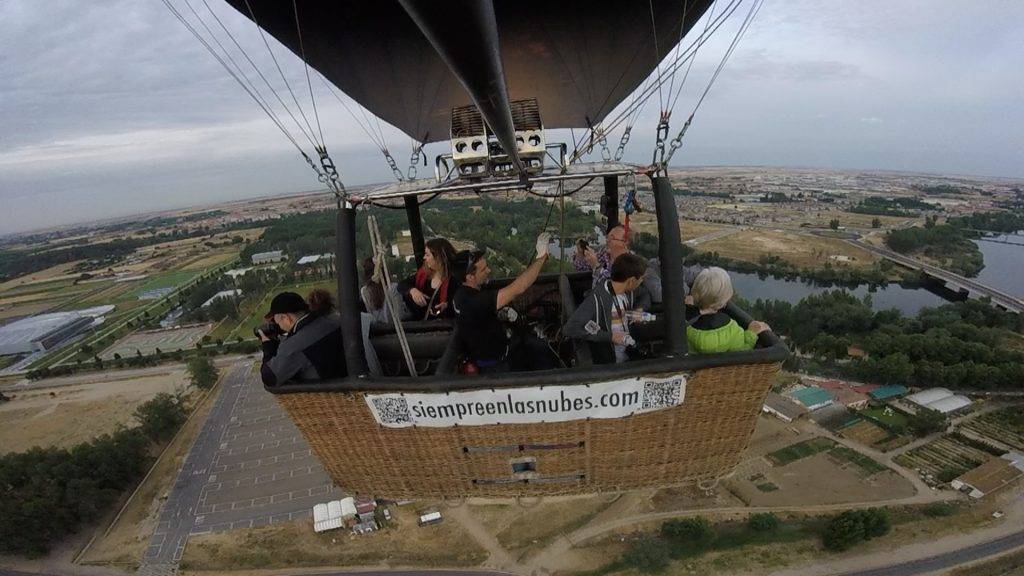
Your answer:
[729,232,1023,316]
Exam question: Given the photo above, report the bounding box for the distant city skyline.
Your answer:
[2,0,1022,234]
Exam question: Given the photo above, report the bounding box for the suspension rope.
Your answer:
[292,0,325,148]
[197,0,321,152]
[243,0,321,149]
[662,0,764,168]
[568,0,743,164]
[648,0,665,114]
[160,0,316,174]
[367,215,417,377]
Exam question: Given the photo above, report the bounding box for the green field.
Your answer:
[827,446,889,476]
[128,270,202,299]
[860,405,910,431]
[766,437,837,466]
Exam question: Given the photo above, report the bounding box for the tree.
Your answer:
[661,516,712,544]
[134,393,188,443]
[907,407,948,437]
[187,356,219,390]
[621,538,671,573]
[748,512,779,532]
[871,218,882,229]
[822,510,866,551]
[829,218,840,230]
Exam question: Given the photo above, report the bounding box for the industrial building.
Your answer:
[951,455,1024,499]
[906,388,972,415]
[0,307,111,356]
[762,392,808,422]
[251,250,285,265]
[786,386,834,411]
[201,289,242,308]
[296,253,333,265]
[869,385,908,401]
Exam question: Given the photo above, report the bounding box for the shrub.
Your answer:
[747,512,780,532]
[661,516,712,543]
[922,502,955,517]
[822,508,890,551]
[621,538,671,573]
[134,393,188,443]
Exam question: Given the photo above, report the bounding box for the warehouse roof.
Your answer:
[906,388,954,407]
[925,395,972,414]
[789,386,834,410]
[954,456,1023,497]
[869,385,908,401]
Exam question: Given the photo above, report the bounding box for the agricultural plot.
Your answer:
[99,324,211,359]
[128,269,202,299]
[766,437,836,466]
[894,434,997,482]
[838,418,911,452]
[961,408,1024,452]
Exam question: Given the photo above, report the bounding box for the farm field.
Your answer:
[839,417,911,452]
[894,434,999,482]
[696,228,882,270]
[179,506,487,571]
[861,405,911,430]
[960,408,1024,451]
[99,324,213,359]
[128,269,204,298]
[0,368,188,453]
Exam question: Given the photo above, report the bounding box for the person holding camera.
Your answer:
[564,253,649,364]
[258,289,346,386]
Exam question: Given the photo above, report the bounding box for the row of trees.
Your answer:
[745,291,1024,390]
[0,391,191,556]
[619,509,891,573]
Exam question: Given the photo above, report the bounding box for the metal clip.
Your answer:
[664,113,694,166]
[597,128,611,162]
[614,127,632,161]
[384,150,404,181]
[651,119,670,170]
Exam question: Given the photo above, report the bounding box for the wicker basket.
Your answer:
[273,358,781,498]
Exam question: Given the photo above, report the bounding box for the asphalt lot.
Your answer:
[137,360,342,575]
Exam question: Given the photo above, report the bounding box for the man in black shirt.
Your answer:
[454,233,557,373]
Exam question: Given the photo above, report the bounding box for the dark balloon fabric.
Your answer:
[223,0,714,142]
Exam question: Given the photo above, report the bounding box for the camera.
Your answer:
[254,321,284,340]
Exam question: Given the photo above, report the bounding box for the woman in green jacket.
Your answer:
[686,267,771,353]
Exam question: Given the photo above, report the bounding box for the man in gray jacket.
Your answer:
[564,253,649,364]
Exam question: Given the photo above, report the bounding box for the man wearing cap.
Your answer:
[258,290,345,386]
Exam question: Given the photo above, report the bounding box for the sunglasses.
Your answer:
[464,250,486,276]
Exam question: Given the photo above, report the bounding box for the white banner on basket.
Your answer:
[364,373,687,428]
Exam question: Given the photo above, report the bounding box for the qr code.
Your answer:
[370,396,412,425]
[641,378,683,410]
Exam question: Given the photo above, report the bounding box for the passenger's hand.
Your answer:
[257,330,271,342]
[409,288,428,307]
[611,332,629,346]
[535,232,551,259]
[748,321,771,334]
[685,294,694,306]
[583,247,599,268]
[432,302,448,315]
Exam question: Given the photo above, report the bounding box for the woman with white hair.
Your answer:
[686,267,771,353]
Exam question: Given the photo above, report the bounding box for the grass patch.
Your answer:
[827,446,888,476]
[179,509,486,571]
[767,437,836,466]
[861,405,910,431]
[128,270,201,299]
[756,482,779,492]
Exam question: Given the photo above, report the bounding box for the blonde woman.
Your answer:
[686,267,771,353]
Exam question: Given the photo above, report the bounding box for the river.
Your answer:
[729,232,1023,316]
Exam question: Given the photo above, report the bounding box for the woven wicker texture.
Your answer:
[276,362,779,498]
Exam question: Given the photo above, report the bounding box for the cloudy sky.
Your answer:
[1,1,1022,235]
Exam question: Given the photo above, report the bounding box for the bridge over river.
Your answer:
[848,240,1024,314]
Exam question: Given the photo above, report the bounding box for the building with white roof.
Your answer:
[0,306,113,356]
[296,253,333,265]
[201,289,242,308]
[251,250,285,265]
[906,387,972,415]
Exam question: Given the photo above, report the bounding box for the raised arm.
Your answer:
[496,233,550,309]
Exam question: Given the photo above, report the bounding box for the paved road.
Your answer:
[833,529,1024,576]
[137,360,342,576]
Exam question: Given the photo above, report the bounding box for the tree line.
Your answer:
[744,291,1024,390]
[0,387,199,556]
